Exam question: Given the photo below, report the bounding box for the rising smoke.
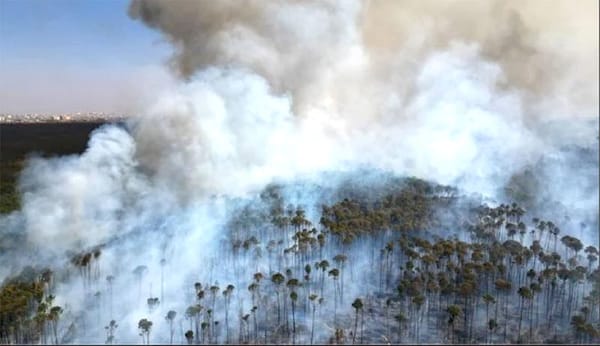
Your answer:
[0,0,598,343]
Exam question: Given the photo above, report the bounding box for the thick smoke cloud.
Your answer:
[128,0,598,117]
[0,0,598,343]
[127,0,598,196]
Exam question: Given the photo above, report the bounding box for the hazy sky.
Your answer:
[0,0,172,114]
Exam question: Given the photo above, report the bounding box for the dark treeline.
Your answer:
[0,177,598,344]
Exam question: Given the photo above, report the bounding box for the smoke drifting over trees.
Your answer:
[0,0,598,344]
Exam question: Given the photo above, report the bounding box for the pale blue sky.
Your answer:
[0,0,173,114]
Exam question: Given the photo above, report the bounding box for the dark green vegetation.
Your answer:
[0,122,108,213]
[1,176,599,343]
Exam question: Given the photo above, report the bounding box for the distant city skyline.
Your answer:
[0,0,173,114]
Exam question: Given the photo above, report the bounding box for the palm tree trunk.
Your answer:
[53,321,58,345]
[311,305,316,345]
[276,291,281,324]
[517,297,523,342]
[334,283,338,327]
[484,303,489,343]
[528,298,533,342]
[253,312,258,343]
[353,311,358,344]
[225,299,229,343]
[360,309,364,343]
[291,301,296,345]
[397,320,402,344]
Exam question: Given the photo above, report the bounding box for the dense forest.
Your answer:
[0,174,598,344]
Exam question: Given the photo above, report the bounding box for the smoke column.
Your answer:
[0,0,597,343]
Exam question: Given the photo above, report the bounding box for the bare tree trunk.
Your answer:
[311,304,316,345]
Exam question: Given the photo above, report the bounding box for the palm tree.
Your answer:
[165,311,176,345]
[412,295,425,343]
[290,291,298,344]
[482,293,495,343]
[133,265,148,303]
[584,246,598,271]
[304,264,312,313]
[250,306,258,343]
[185,305,202,343]
[48,305,62,345]
[488,318,498,341]
[351,298,363,344]
[517,286,532,342]
[247,282,260,341]
[333,254,348,301]
[570,314,586,343]
[138,318,152,345]
[494,278,512,342]
[184,330,193,345]
[458,281,476,342]
[223,284,234,343]
[446,305,460,344]
[394,312,407,344]
[240,313,250,343]
[104,320,118,345]
[529,282,541,341]
[209,285,220,315]
[328,268,340,324]
[317,260,329,296]
[271,272,285,324]
[34,298,49,344]
[147,297,160,313]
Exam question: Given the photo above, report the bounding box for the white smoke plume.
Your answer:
[0,0,598,343]
[125,0,598,210]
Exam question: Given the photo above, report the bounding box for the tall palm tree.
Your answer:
[394,312,407,344]
[517,286,532,342]
[104,320,117,345]
[137,318,152,345]
[185,305,202,343]
[147,297,160,313]
[133,265,148,303]
[494,278,512,342]
[286,277,299,335]
[223,284,234,343]
[482,293,496,343]
[304,264,312,313]
[412,295,425,343]
[290,291,298,344]
[328,268,340,325]
[271,273,285,324]
[247,282,260,341]
[48,305,62,345]
[446,305,460,344]
[351,298,363,344]
[184,330,193,345]
[333,254,348,301]
[209,285,220,316]
[165,311,176,345]
[317,260,330,297]
[529,282,541,341]
[250,306,258,343]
